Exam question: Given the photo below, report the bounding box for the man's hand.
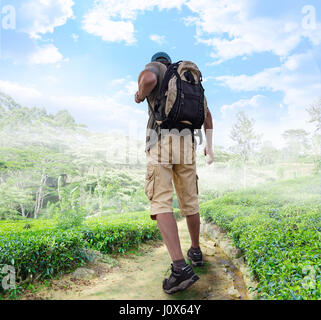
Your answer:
[204,146,214,165]
[135,91,145,104]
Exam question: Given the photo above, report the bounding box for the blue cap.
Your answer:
[151,52,172,63]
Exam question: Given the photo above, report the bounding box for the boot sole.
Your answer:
[163,274,200,295]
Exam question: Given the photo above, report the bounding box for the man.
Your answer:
[135,52,214,294]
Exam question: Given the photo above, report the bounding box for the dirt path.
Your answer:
[24,220,249,300]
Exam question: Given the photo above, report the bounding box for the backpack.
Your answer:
[149,61,207,132]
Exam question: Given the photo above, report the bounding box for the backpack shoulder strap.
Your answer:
[160,61,182,95]
[152,61,182,121]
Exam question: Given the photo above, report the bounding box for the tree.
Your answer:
[0,183,33,219]
[307,98,321,132]
[311,133,321,174]
[282,129,309,159]
[0,147,75,219]
[256,140,280,166]
[230,111,261,187]
[54,110,77,128]
[306,98,321,174]
[0,91,153,220]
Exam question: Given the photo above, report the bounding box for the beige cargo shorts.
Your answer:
[145,133,200,220]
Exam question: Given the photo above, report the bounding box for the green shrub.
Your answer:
[82,220,160,254]
[200,175,321,300]
[0,229,87,288]
[0,211,160,297]
[55,207,86,230]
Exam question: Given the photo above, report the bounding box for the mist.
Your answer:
[0,91,320,220]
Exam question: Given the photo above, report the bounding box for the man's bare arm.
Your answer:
[135,70,157,103]
[204,109,214,165]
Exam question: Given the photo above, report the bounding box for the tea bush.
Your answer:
[0,211,160,295]
[0,229,86,287]
[200,176,321,300]
[82,216,161,254]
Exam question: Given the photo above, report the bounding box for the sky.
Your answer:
[0,0,320,148]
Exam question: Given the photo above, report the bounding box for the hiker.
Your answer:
[135,52,214,294]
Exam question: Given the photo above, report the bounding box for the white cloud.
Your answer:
[112,81,138,104]
[5,1,74,65]
[110,76,129,86]
[150,34,166,45]
[82,0,185,44]
[19,0,74,39]
[125,81,138,95]
[216,51,321,131]
[71,33,79,42]
[110,76,137,95]
[49,94,146,131]
[0,79,147,134]
[111,78,127,86]
[82,12,136,44]
[185,0,321,62]
[220,95,265,118]
[216,67,280,92]
[28,44,65,65]
[0,80,42,104]
[213,99,311,149]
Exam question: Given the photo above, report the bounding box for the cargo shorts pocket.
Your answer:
[145,166,155,201]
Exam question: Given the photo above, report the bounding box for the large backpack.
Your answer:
[149,61,207,132]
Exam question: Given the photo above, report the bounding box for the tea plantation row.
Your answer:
[200,176,321,300]
[0,211,161,295]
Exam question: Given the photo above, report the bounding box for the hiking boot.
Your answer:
[187,247,204,267]
[162,264,199,294]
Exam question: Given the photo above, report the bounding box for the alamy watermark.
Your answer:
[302,4,317,30]
[1,4,15,29]
[1,265,16,290]
[105,126,213,165]
[0,2,16,57]
[302,265,318,290]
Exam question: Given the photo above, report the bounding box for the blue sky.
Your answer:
[0,0,320,147]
